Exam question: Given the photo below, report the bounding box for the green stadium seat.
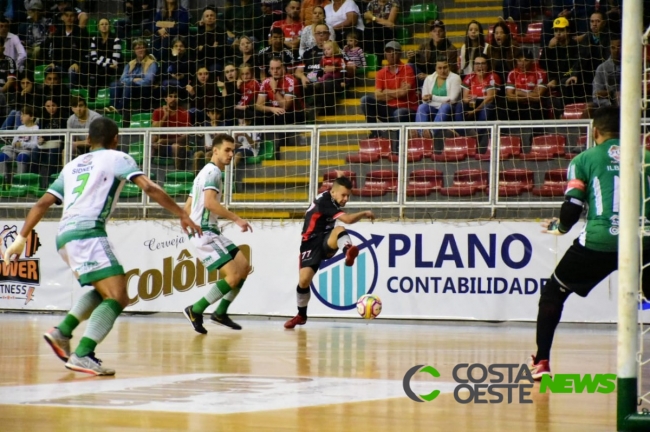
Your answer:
[0,173,41,198]
[120,182,141,197]
[246,141,275,164]
[120,40,133,61]
[34,65,48,84]
[395,27,411,46]
[70,88,89,101]
[87,88,111,110]
[130,113,152,128]
[87,18,99,36]
[163,171,194,196]
[128,141,144,165]
[399,4,438,24]
[189,26,198,35]
[103,112,123,127]
[357,53,379,76]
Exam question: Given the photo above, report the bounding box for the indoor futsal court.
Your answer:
[0,312,632,431]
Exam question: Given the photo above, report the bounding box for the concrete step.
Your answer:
[231,191,309,201]
[316,114,366,123]
[262,159,346,167]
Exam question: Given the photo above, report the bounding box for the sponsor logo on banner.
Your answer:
[0,224,41,305]
[311,231,383,310]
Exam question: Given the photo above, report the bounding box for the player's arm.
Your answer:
[337,210,375,224]
[543,177,585,235]
[132,175,202,236]
[204,189,253,232]
[4,193,58,263]
[184,196,192,215]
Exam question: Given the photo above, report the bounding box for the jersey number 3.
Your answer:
[67,172,90,209]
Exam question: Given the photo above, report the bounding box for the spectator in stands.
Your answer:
[301,0,331,26]
[3,0,25,24]
[233,35,261,80]
[261,0,284,38]
[592,36,621,108]
[258,27,295,80]
[501,0,540,24]
[539,17,582,117]
[270,0,303,57]
[459,20,486,77]
[224,0,263,43]
[161,36,191,99]
[47,7,88,86]
[0,36,16,117]
[0,105,38,176]
[362,0,399,60]
[186,66,218,125]
[30,97,64,188]
[415,58,461,139]
[408,20,458,80]
[115,0,156,39]
[67,96,102,155]
[152,88,192,170]
[233,130,261,167]
[360,41,417,136]
[151,0,190,62]
[219,62,240,125]
[454,55,500,152]
[110,39,157,113]
[21,0,50,62]
[85,18,121,98]
[234,63,259,125]
[343,29,365,68]
[34,68,69,118]
[193,102,222,172]
[483,21,520,86]
[325,0,363,43]
[320,40,348,82]
[1,73,34,130]
[0,19,25,72]
[51,0,88,29]
[299,5,333,57]
[193,5,231,74]
[505,49,548,120]
[255,57,305,125]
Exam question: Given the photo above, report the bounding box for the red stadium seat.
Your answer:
[352,170,398,197]
[561,103,587,120]
[566,135,588,159]
[519,134,566,161]
[498,169,534,196]
[439,169,488,197]
[318,170,357,193]
[532,168,568,197]
[406,169,444,197]
[388,138,433,162]
[431,137,477,162]
[475,135,522,161]
[345,138,391,163]
[515,21,542,44]
[642,133,650,151]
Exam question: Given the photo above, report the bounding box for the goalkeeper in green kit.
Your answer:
[530,106,650,379]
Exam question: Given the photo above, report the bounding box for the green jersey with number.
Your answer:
[189,162,222,235]
[47,149,144,249]
[565,138,650,252]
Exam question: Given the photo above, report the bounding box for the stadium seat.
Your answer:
[163,171,194,196]
[353,170,397,197]
[103,111,123,127]
[34,64,48,84]
[519,134,566,160]
[318,170,357,193]
[439,169,488,197]
[566,135,588,159]
[475,135,522,160]
[87,18,99,36]
[130,113,153,128]
[346,138,391,163]
[395,27,411,46]
[128,141,144,165]
[561,103,587,120]
[532,168,568,197]
[357,53,379,76]
[70,88,89,100]
[245,141,275,164]
[388,138,432,162]
[406,169,444,197]
[399,4,438,24]
[0,173,41,198]
[120,182,142,197]
[431,137,477,162]
[498,169,534,197]
[87,88,111,110]
[516,21,542,44]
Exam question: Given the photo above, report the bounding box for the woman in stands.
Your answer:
[86,18,121,99]
[1,73,34,130]
[186,66,218,126]
[233,36,260,80]
[219,63,241,126]
[161,36,192,100]
[299,6,335,57]
[483,21,520,86]
[324,0,364,44]
[151,0,190,61]
[459,20,486,77]
[362,0,399,60]
[415,58,461,140]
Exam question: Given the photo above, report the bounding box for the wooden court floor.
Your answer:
[0,313,629,431]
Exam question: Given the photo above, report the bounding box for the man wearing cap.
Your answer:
[407,20,458,80]
[505,49,548,121]
[360,41,417,135]
[539,17,582,116]
[21,0,51,61]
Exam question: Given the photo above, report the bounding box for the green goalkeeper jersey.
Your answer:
[565,138,650,252]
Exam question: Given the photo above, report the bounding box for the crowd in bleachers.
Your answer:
[0,0,643,177]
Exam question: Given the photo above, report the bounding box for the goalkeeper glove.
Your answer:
[3,234,26,265]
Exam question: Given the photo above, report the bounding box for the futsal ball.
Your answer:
[356,294,382,319]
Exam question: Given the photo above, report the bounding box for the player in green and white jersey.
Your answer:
[3,117,201,376]
[182,133,253,334]
[530,106,650,380]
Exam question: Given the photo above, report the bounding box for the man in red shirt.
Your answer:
[269,0,302,57]
[505,49,548,121]
[152,88,192,170]
[255,57,305,126]
[360,41,417,138]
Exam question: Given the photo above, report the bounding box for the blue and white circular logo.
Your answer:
[310,230,383,310]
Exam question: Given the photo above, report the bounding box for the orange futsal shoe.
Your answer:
[284,314,307,329]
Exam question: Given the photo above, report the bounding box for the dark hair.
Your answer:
[88,117,119,147]
[21,105,34,116]
[212,133,235,148]
[345,29,359,40]
[270,27,284,37]
[592,106,620,137]
[70,95,86,107]
[0,18,9,24]
[463,20,486,66]
[202,5,218,14]
[333,176,353,190]
[490,22,512,48]
[165,87,179,97]
[0,37,6,46]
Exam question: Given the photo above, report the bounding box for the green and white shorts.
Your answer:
[190,231,239,272]
[58,236,125,286]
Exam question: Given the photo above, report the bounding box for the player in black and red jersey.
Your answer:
[284,176,375,329]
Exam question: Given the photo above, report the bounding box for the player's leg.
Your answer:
[284,266,317,329]
[210,250,250,330]
[327,226,358,267]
